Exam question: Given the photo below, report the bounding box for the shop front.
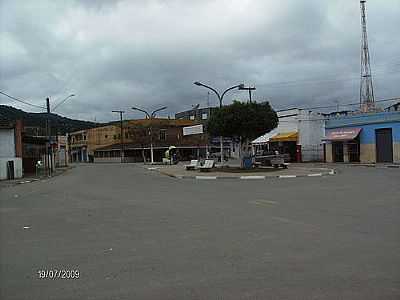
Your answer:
[325,112,400,164]
[269,131,298,162]
[324,128,361,163]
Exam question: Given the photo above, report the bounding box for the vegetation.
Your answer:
[207,101,278,166]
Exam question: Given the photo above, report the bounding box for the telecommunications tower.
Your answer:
[360,0,375,112]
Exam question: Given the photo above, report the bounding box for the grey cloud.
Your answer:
[0,0,399,122]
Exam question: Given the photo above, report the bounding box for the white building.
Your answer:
[0,118,23,180]
[252,109,325,162]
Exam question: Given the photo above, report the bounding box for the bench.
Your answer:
[199,159,215,172]
[185,160,199,170]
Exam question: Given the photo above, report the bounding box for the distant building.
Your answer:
[67,129,90,163]
[175,106,218,122]
[324,111,400,163]
[385,101,400,112]
[68,119,209,163]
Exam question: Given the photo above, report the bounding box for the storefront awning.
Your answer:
[323,127,362,141]
[252,129,278,144]
[269,131,298,142]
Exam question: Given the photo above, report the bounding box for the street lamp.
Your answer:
[52,94,76,111]
[112,110,125,163]
[131,106,167,164]
[193,81,244,164]
[45,93,76,176]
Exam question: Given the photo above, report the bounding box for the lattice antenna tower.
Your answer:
[360,0,375,112]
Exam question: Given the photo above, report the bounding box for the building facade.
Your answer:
[67,119,208,163]
[67,129,89,162]
[324,111,400,164]
[94,119,208,162]
[0,118,23,179]
[252,109,325,162]
[175,106,218,122]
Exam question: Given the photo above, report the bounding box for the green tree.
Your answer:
[207,101,278,167]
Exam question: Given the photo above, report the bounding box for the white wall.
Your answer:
[276,109,299,133]
[298,110,325,161]
[0,129,16,158]
[0,158,23,180]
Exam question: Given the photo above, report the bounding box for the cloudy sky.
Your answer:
[0,0,399,122]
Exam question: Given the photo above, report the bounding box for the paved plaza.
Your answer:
[0,163,399,299]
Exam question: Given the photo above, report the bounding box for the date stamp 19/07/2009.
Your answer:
[37,269,80,279]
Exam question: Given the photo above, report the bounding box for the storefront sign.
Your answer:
[324,127,362,141]
[183,124,203,136]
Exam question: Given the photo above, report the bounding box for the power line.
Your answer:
[0,91,45,109]
[258,67,400,89]
[294,97,400,111]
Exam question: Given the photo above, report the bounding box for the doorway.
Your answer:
[376,128,393,163]
[332,142,344,162]
[348,141,360,163]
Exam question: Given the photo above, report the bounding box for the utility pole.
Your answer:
[206,91,210,159]
[45,94,75,175]
[239,85,256,103]
[334,99,340,112]
[112,110,125,163]
[360,0,375,112]
[46,97,52,176]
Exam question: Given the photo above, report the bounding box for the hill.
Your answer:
[0,105,98,135]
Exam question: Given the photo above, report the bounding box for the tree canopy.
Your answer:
[207,101,278,141]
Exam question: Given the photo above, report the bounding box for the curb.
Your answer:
[151,168,336,180]
[346,164,400,169]
[0,166,73,189]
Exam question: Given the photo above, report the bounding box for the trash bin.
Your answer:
[242,157,253,169]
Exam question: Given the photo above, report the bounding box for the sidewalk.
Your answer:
[0,166,72,189]
[147,162,335,180]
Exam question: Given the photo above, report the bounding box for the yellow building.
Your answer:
[68,118,205,163]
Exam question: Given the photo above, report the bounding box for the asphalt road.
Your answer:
[0,164,399,300]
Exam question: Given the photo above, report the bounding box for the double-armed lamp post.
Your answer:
[193,82,244,165]
[111,110,125,163]
[131,106,167,164]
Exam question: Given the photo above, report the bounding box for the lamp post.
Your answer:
[112,110,125,163]
[131,106,167,164]
[52,94,76,111]
[46,94,76,175]
[194,82,244,165]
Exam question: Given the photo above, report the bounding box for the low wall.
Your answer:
[0,158,23,180]
[394,143,400,163]
[93,157,140,163]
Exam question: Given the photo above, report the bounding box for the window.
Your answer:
[190,115,195,120]
[125,132,129,139]
[159,129,167,141]
[113,135,117,140]
[105,135,108,139]
[202,113,208,120]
